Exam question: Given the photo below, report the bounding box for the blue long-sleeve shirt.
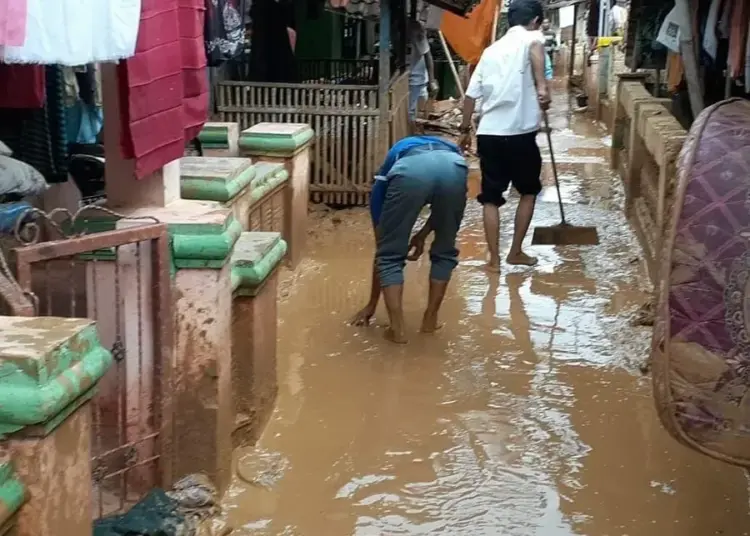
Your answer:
[370,136,461,226]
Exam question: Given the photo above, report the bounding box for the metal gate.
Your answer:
[2,217,172,519]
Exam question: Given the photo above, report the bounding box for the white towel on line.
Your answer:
[0,0,141,65]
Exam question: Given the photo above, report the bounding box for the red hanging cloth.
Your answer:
[729,0,750,78]
[118,0,208,179]
[0,64,45,108]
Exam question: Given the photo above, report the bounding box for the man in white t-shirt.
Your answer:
[408,20,438,130]
[458,0,549,271]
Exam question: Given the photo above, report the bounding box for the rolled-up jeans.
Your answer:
[408,84,428,121]
[376,146,468,287]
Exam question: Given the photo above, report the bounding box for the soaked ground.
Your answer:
[220,89,750,535]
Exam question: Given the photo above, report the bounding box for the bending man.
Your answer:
[350,136,468,343]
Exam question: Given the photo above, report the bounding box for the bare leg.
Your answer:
[482,203,501,272]
[421,279,449,333]
[382,284,407,343]
[507,194,538,266]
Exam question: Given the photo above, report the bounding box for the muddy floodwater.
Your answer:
[220,90,750,535]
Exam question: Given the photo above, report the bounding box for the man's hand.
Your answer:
[350,303,376,326]
[407,233,426,261]
[428,79,440,97]
[538,90,551,111]
[458,131,472,151]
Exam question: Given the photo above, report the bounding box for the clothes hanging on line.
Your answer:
[0,0,27,46]
[1,0,141,65]
[703,0,722,60]
[0,64,44,108]
[666,52,684,93]
[63,66,103,145]
[248,0,297,82]
[118,0,208,179]
[204,0,246,67]
[0,66,69,184]
[728,0,749,78]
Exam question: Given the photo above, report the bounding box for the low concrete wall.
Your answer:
[611,75,687,283]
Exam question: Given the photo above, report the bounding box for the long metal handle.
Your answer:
[543,111,567,225]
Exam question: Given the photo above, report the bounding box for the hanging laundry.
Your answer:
[248,0,297,82]
[440,0,497,65]
[118,0,209,179]
[717,0,732,39]
[0,66,69,184]
[1,0,141,65]
[0,64,44,108]
[703,0,723,60]
[204,0,246,67]
[666,51,684,93]
[62,67,103,145]
[0,0,27,46]
[728,0,749,78]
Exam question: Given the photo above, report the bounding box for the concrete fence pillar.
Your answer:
[229,232,287,449]
[239,123,314,269]
[197,122,240,157]
[179,157,290,237]
[0,316,112,536]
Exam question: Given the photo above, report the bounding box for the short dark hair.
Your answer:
[507,0,544,27]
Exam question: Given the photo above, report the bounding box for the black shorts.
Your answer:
[476,132,542,207]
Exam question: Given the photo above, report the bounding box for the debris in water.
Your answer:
[236,447,290,489]
[168,473,217,511]
[631,300,655,327]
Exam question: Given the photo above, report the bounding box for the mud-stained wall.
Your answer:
[231,273,279,449]
[9,407,92,536]
[173,264,233,491]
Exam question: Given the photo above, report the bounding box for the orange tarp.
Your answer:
[440,0,498,65]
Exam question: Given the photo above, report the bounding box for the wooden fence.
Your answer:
[215,71,410,206]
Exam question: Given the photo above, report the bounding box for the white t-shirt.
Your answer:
[466,26,542,136]
[408,24,430,87]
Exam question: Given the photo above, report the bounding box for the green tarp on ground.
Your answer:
[93,490,187,536]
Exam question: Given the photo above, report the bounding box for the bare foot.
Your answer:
[481,262,501,273]
[420,316,445,333]
[384,327,408,344]
[506,252,538,266]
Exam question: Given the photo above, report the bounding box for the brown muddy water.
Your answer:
[220,91,750,535]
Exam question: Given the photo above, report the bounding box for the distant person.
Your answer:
[610,1,628,36]
[458,0,550,271]
[542,18,558,67]
[407,20,439,131]
[350,135,468,343]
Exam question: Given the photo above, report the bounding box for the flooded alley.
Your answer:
[220,91,750,535]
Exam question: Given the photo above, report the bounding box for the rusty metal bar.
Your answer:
[152,231,174,487]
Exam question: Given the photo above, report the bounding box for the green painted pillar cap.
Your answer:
[231,232,288,296]
[239,123,314,157]
[198,122,239,150]
[179,156,256,202]
[0,317,113,439]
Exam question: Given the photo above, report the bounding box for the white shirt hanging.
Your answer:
[702,0,721,60]
[0,0,141,65]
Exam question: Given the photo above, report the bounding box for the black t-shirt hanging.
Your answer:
[205,0,246,67]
